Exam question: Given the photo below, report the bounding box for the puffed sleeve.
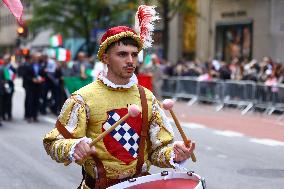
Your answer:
[148,97,176,168]
[43,94,91,164]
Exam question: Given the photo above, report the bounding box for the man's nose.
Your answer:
[126,54,133,63]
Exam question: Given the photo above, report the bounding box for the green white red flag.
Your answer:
[56,48,71,62]
[49,34,63,47]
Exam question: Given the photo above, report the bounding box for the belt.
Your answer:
[85,173,131,189]
[85,172,150,189]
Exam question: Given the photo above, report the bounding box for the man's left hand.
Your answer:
[173,141,195,163]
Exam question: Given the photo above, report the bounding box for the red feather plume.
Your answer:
[135,5,160,48]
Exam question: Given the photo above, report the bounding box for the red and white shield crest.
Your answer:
[102,108,142,164]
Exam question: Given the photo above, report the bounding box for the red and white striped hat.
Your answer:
[97,5,159,62]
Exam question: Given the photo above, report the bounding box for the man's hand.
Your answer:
[173,141,195,163]
[73,141,96,161]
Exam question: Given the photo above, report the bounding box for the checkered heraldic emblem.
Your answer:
[102,108,142,164]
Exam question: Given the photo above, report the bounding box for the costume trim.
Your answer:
[153,97,175,137]
[149,123,162,149]
[66,103,81,132]
[97,31,143,61]
[58,98,72,120]
[98,73,138,89]
[142,162,148,173]
[54,141,62,161]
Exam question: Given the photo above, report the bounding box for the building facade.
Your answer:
[0,0,31,55]
[195,0,284,63]
[166,0,284,64]
[0,4,18,54]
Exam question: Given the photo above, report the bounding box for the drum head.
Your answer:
[127,178,199,189]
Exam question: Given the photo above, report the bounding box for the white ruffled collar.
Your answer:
[98,73,138,89]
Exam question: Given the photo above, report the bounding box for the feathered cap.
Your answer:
[97,5,159,62]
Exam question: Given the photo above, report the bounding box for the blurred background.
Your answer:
[0,0,284,189]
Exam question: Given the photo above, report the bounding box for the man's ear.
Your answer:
[101,53,108,64]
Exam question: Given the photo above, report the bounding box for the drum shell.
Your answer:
[107,171,205,189]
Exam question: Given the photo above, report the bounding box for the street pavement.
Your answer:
[0,79,284,189]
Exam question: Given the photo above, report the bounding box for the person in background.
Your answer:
[219,62,232,80]
[19,55,31,120]
[40,54,63,115]
[0,59,5,126]
[24,52,45,123]
[72,51,92,79]
[2,54,16,121]
[148,53,163,99]
[53,60,64,115]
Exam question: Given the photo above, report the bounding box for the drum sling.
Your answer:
[85,85,150,189]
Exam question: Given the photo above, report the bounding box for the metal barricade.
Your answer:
[161,76,178,98]
[161,76,284,116]
[255,84,284,115]
[220,80,255,114]
[273,85,284,120]
[255,84,274,111]
[197,80,222,104]
[175,76,199,105]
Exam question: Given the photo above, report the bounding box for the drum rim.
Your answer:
[107,171,203,189]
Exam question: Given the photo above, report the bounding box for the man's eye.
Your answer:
[118,52,127,57]
[132,53,138,57]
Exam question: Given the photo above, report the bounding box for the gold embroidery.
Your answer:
[104,165,134,179]
[97,31,143,61]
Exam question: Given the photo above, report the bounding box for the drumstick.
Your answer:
[75,104,141,165]
[162,99,197,162]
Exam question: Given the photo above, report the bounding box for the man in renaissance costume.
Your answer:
[43,5,195,189]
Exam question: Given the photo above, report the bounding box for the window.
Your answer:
[215,22,253,62]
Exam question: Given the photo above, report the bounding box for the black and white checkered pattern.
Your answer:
[103,111,140,158]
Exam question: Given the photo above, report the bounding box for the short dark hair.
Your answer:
[105,37,139,53]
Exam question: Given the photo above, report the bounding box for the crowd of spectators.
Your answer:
[1,49,283,127]
[0,51,93,126]
[161,57,284,86]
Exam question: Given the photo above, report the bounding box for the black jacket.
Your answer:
[23,63,44,89]
[0,66,5,95]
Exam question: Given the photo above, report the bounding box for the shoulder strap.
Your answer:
[55,120,75,139]
[85,85,149,188]
[135,85,149,176]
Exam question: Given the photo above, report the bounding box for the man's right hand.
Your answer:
[73,141,96,161]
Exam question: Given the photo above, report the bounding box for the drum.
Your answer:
[107,171,206,189]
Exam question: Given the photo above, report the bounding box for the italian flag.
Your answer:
[3,68,16,81]
[56,48,71,62]
[49,34,63,47]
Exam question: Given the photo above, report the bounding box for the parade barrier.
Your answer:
[255,83,284,115]
[219,80,255,114]
[161,76,284,115]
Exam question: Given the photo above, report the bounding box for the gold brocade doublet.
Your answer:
[43,79,175,180]
[79,80,152,179]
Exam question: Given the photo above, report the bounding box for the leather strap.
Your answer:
[85,172,150,189]
[135,85,149,176]
[90,154,107,189]
[56,120,75,139]
[85,85,149,188]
